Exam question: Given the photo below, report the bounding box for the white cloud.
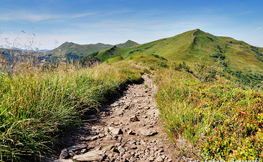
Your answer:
[0,11,96,22]
[253,27,262,32]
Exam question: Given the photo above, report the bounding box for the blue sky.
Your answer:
[1,0,263,50]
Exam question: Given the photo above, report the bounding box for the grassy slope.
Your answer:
[96,29,263,72]
[155,67,263,160]
[181,30,263,72]
[2,28,263,161]
[95,30,194,61]
[45,40,139,63]
[0,62,146,162]
[44,42,111,62]
[94,29,263,87]
[116,40,139,48]
[2,51,263,161]
[104,52,263,160]
[124,53,263,160]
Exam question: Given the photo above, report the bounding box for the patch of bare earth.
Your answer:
[45,74,190,162]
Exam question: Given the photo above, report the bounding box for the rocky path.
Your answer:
[51,74,178,162]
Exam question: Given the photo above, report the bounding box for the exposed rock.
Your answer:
[148,157,155,162]
[114,109,124,116]
[103,145,114,152]
[68,151,75,157]
[147,109,160,117]
[87,145,94,150]
[110,102,120,107]
[122,105,129,109]
[140,129,158,136]
[81,148,87,154]
[73,150,104,161]
[156,156,164,162]
[129,115,139,122]
[89,131,98,135]
[68,144,86,152]
[59,148,69,159]
[127,130,135,135]
[51,74,177,162]
[54,159,74,162]
[98,133,105,138]
[91,136,98,140]
[108,127,123,135]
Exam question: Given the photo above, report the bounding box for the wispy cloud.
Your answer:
[0,11,96,22]
[253,27,262,32]
[69,12,97,19]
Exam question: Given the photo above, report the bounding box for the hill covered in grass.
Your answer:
[41,42,111,62]
[94,29,263,68]
[42,40,139,63]
[1,29,263,161]
[116,40,139,48]
[85,29,263,86]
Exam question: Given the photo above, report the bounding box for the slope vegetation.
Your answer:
[43,40,139,63]
[42,42,112,62]
[93,29,263,86]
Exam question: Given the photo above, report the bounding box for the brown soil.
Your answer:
[44,74,192,162]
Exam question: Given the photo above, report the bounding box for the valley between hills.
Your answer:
[0,29,262,161]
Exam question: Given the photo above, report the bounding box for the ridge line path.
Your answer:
[174,29,197,59]
[50,74,179,162]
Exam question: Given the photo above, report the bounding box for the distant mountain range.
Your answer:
[41,40,139,62]
[76,29,263,86]
[2,29,263,85]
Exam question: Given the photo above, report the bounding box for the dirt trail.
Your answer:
[174,29,197,59]
[47,74,181,162]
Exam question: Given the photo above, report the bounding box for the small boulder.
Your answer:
[108,127,123,135]
[140,129,157,136]
[127,130,135,135]
[59,148,69,159]
[68,144,86,152]
[156,156,164,162]
[73,150,105,161]
[129,115,139,122]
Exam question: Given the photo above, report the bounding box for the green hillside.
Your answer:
[92,29,263,86]
[95,29,263,67]
[116,40,139,48]
[43,42,112,62]
[43,40,139,63]
[94,29,195,61]
[1,29,263,161]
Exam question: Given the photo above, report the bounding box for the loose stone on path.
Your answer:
[51,74,177,162]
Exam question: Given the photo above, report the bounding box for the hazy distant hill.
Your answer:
[42,40,139,62]
[41,42,111,62]
[116,40,139,48]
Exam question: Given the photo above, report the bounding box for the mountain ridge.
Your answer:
[80,29,263,86]
[94,29,263,71]
[42,40,139,62]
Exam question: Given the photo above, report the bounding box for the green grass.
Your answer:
[43,42,111,62]
[116,40,139,48]
[43,40,139,63]
[0,63,143,161]
[91,29,263,87]
[2,29,263,161]
[154,67,263,160]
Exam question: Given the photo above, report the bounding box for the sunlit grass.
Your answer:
[0,60,143,161]
[155,68,263,160]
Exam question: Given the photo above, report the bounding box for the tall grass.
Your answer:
[0,60,142,161]
[155,68,263,160]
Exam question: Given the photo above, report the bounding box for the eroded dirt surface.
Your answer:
[47,74,181,162]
